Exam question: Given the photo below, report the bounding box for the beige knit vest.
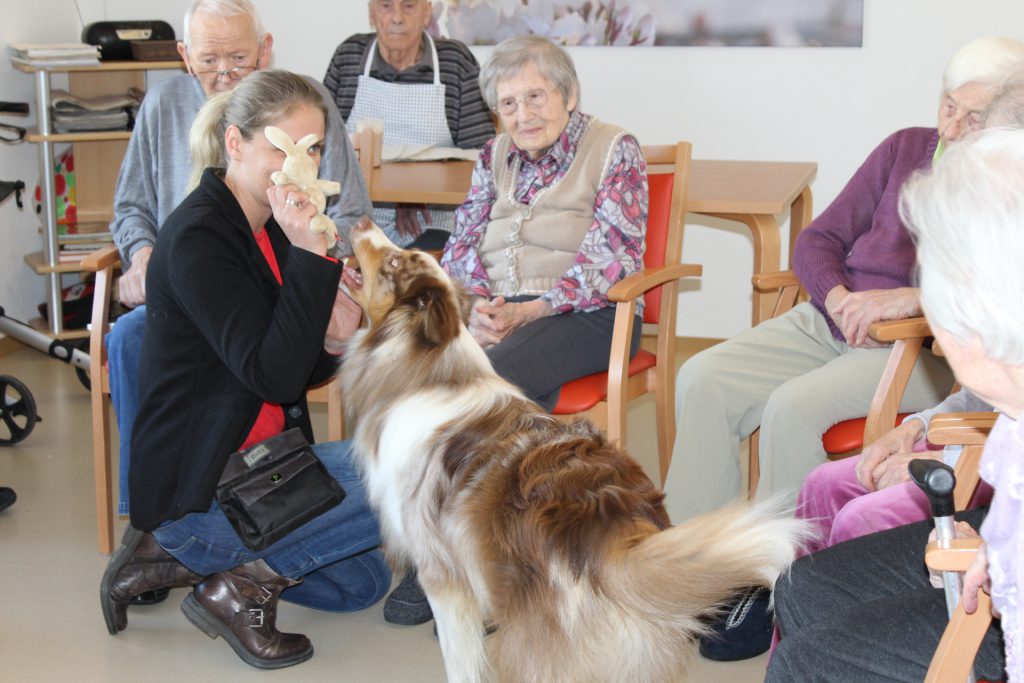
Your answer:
[480,118,626,296]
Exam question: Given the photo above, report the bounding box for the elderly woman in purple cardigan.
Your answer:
[768,125,1024,683]
[665,36,1024,523]
[662,35,1024,662]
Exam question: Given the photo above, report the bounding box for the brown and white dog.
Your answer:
[340,220,811,683]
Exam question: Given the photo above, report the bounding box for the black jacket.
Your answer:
[129,168,343,530]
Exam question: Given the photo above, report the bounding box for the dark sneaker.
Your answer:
[130,588,171,605]
[383,570,433,625]
[0,487,15,513]
[699,586,773,661]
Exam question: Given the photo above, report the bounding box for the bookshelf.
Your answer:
[14,59,183,337]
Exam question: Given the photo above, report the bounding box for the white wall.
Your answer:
[3,0,1023,337]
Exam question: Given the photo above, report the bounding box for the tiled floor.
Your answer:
[0,338,771,682]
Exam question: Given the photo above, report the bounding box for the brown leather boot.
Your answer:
[100,525,203,635]
[181,559,313,669]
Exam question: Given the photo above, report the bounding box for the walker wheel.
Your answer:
[0,375,39,446]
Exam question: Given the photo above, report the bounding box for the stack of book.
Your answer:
[54,223,113,263]
[8,42,100,68]
[50,88,143,133]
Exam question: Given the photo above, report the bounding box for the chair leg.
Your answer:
[656,371,675,487]
[747,429,760,500]
[91,392,115,554]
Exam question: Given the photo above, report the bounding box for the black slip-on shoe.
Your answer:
[699,586,774,662]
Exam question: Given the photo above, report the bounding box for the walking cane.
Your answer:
[909,457,976,683]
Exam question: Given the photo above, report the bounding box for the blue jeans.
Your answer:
[152,440,390,612]
[106,306,146,515]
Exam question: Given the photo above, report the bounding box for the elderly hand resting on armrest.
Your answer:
[825,285,922,348]
[119,246,153,307]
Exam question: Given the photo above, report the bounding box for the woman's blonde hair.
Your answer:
[187,69,327,190]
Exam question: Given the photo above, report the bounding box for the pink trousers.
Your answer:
[795,454,994,554]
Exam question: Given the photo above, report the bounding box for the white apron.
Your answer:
[347,33,454,146]
[346,33,456,247]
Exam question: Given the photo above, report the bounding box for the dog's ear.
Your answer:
[400,274,461,347]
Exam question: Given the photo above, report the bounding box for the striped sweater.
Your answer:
[323,32,495,149]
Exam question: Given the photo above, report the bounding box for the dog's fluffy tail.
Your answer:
[606,496,815,638]
[489,498,815,682]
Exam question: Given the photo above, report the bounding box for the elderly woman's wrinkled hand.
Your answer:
[962,542,999,618]
[468,296,552,349]
[827,286,922,347]
[855,419,925,491]
[923,527,1000,620]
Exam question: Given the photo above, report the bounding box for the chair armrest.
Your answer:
[751,270,799,291]
[79,244,121,272]
[607,263,702,302]
[928,413,997,447]
[868,317,930,343]
[925,537,983,573]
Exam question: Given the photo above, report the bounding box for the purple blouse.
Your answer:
[441,111,648,314]
[980,412,1024,681]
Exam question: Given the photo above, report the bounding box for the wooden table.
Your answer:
[370,158,817,325]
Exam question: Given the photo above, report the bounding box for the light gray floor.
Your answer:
[0,341,769,682]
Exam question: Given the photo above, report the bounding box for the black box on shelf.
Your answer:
[82,21,175,61]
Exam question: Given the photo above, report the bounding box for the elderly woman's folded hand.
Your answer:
[469,296,552,348]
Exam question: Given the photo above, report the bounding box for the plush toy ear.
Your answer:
[264,126,294,153]
[295,133,319,153]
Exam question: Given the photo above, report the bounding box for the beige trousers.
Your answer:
[662,303,954,523]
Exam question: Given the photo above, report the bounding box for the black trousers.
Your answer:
[767,506,1005,682]
[485,298,642,413]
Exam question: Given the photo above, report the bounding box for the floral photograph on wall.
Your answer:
[427,0,864,47]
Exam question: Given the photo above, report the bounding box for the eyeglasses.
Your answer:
[192,65,258,80]
[189,52,261,80]
[494,89,550,116]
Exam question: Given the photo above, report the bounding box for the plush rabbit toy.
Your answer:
[265,126,341,249]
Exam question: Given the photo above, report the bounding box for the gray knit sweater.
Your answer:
[110,74,371,263]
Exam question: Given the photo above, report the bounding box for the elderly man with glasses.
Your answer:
[112,0,369,303]
[103,0,373,610]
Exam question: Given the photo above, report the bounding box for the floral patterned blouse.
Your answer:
[980,412,1024,681]
[441,110,648,314]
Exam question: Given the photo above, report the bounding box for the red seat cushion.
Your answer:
[552,350,657,414]
[822,414,912,455]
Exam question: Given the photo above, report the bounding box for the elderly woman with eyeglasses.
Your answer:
[442,35,647,412]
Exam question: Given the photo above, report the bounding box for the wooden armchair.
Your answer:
[349,125,382,195]
[551,142,702,484]
[81,246,345,554]
[746,270,938,496]
[922,411,998,683]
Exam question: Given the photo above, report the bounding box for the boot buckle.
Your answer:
[247,608,265,628]
[254,586,273,605]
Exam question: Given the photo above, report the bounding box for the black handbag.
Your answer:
[216,428,346,551]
